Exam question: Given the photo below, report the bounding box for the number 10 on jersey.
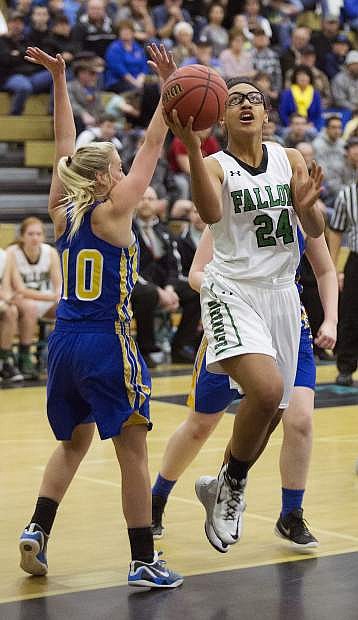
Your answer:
[61,249,104,301]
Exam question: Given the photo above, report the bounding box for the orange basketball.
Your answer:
[162,65,228,131]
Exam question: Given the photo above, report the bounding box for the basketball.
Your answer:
[162,65,228,131]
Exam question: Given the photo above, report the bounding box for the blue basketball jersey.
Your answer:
[47,203,151,441]
[56,202,138,324]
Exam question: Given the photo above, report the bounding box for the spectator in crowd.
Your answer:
[313,115,346,209]
[254,71,278,108]
[0,248,23,382]
[105,91,140,129]
[262,111,284,144]
[342,136,358,185]
[282,112,317,147]
[329,181,358,386]
[199,2,229,57]
[311,14,341,72]
[42,14,78,65]
[104,19,148,93]
[116,0,155,45]
[251,27,282,101]
[25,5,50,48]
[152,0,192,47]
[67,58,104,134]
[169,198,193,237]
[62,0,81,26]
[343,108,358,141]
[323,33,351,80]
[71,0,115,58]
[132,186,201,366]
[48,0,66,22]
[171,21,197,66]
[241,0,272,39]
[280,26,311,78]
[218,27,255,80]
[342,0,358,31]
[331,50,358,113]
[6,217,61,379]
[285,44,332,109]
[167,127,220,200]
[0,11,52,115]
[176,204,205,277]
[181,39,222,72]
[279,65,323,130]
[13,0,32,26]
[75,112,123,150]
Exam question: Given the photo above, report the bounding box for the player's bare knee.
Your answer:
[285,409,312,439]
[190,417,216,442]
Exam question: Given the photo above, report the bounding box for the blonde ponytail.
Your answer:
[57,142,116,240]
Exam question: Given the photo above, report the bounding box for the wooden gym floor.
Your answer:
[0,360,357,619]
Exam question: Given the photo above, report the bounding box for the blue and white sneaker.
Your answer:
[128,551,183,588]
[19,523,48,576]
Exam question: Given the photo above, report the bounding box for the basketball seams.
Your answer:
[162,65,228,131]
[193,70,213,130]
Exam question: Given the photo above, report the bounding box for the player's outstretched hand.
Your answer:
[314,319,337,350]
[291,160,324,212]
[164,109,201,152]
[25,47,65,77]
[147,43,176,82]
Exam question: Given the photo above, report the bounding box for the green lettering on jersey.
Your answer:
[277,185,287,206]
[265,185,280,208]
[231,190,243,213]
[253,187,269,209]
[243,189,256,211]
[283,183,292,206]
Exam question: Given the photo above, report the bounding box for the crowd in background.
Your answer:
[0,0,357,382]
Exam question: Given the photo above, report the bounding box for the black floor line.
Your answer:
[1,552,358,620]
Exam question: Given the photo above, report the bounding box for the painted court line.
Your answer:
[63,473,358,545]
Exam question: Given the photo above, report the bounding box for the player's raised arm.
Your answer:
[286,148,325,238]
[24,48,75,222]
[165,111,224,224]
[110,44,177,211]
[188,226,214,292]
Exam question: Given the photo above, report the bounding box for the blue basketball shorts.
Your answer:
[47,320,151,440]
[187,304,316,414]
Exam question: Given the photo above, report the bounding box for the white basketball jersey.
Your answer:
[206,142,300,286]
[12,243,53,292]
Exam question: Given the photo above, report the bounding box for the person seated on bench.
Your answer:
[0,247,23,382]
[6,217,61,379]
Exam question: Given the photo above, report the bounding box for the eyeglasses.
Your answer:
[226,91,265,107]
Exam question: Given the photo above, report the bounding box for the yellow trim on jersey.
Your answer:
[128,335,151,408]
[116,332,135,408]
[123,410,149,429]
[116,252,130,322]
[116,332,150,410]
[186,336,208,410]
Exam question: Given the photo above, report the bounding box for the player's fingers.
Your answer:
[147,60,158,74]
[160,43,169,64]
[187,116,194,131]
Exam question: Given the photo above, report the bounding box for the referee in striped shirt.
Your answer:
[329,182,358,386]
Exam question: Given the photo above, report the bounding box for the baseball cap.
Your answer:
[333,33,350,45]
[345,50,358,65]
[324,14,340,22]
